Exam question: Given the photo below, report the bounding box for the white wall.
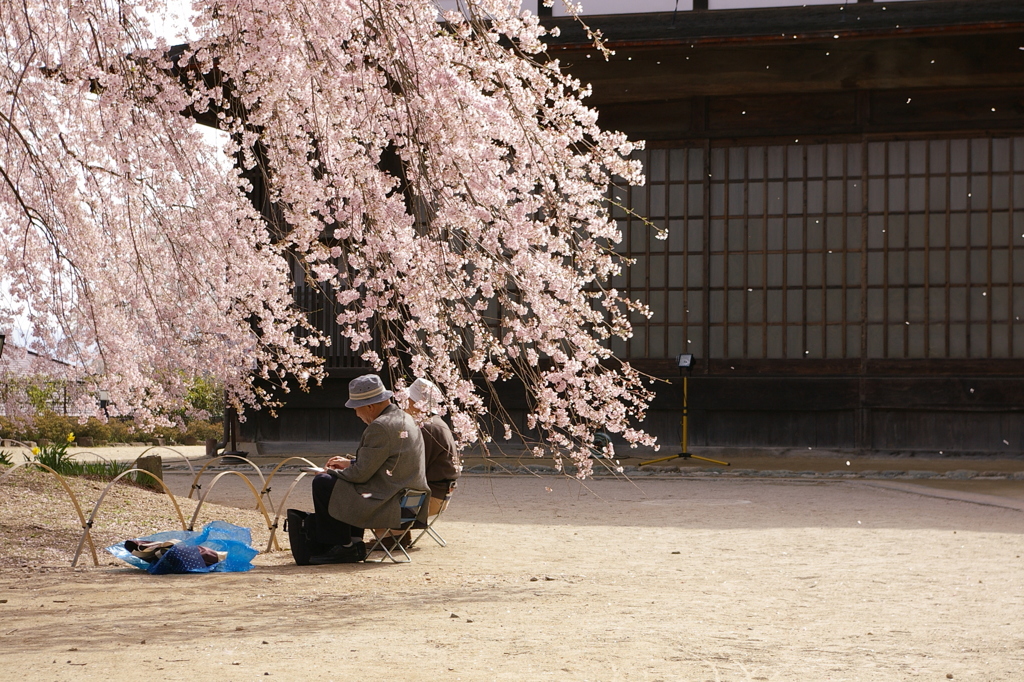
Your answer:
[551,0,689,16]
[474,0,927,16]
[711,0,919,8]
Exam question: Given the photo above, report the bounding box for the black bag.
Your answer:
[285,509,330,566]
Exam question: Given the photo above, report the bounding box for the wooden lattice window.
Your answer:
[613,135,1024,361]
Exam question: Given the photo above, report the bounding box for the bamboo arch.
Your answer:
[2,455,314,566]
[264,470,312,553]
[67,450,115,464]
[0,438,35,447]
[0,439,37,463]
[72,468,189,567]
[258,456,318,512]
[0,440,200,480]
[189,470,281,551]
[132,446,198,479]
[187,455,267,508]
[0,461,100,566]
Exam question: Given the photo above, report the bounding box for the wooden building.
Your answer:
[244,0,1024,455]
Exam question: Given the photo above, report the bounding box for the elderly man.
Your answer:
[406,377,460,516]
[308,374,428,564]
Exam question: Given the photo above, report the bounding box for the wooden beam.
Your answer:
[560,32,1024,105]
[545,0,1024,49]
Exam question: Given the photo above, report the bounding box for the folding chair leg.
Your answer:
[409,528,426,548]
[389,531,413,562]
[364,531,391,563]
[364,489,428,563]
[410,524,446,548]
[425,525,446,547]
[364,529,413,563]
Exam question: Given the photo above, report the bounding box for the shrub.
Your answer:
[0,411,222,446]
[186,420,222,442]
[103,418,144,444]
[31,412,80,443]
[71,417,113,443]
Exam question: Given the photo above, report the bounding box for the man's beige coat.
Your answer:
[327,403,429,529]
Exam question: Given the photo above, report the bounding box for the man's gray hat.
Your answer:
[345,374,394,408]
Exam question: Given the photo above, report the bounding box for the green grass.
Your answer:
[31,441,157,487]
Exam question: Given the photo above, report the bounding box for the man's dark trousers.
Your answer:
[311,472,363,545]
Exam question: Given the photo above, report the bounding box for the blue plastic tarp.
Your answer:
[106,521,258,574]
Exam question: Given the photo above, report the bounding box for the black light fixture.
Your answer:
[0,333,5,359]
[677,353,693,370]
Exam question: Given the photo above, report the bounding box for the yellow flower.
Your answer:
[67,432,75,443]
[31,447,40,455]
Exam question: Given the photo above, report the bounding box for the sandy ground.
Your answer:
[2,471,1023,681]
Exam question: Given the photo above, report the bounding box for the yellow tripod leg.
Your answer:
[687,454,731,466]
[639,454,683,466]
[639,453,731,467]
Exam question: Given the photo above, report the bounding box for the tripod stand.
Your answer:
[639,355,730,468]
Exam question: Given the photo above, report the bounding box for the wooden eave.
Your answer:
[538,0,1024,138]
[544,0,1024,50]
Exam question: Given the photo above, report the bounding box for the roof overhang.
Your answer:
[545,0,1024,50]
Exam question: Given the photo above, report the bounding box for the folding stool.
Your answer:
[364,489,429,563]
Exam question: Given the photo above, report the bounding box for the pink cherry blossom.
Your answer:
[0,1,657,471]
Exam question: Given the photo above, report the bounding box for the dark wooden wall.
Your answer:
[683,372,1024,452]
[242,376,368,444]
[563,1,1024,453]
[245,2,1024,453]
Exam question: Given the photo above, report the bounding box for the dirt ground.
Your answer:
[1,471,1024,681]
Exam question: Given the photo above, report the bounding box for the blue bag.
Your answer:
[106,521,258,574]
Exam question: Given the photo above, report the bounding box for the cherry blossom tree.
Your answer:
[0,0,656,472]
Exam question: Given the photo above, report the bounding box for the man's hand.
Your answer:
[325,456,351,470]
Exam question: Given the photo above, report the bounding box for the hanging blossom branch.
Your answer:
[0,0,658,472]
[0,0,325,424]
